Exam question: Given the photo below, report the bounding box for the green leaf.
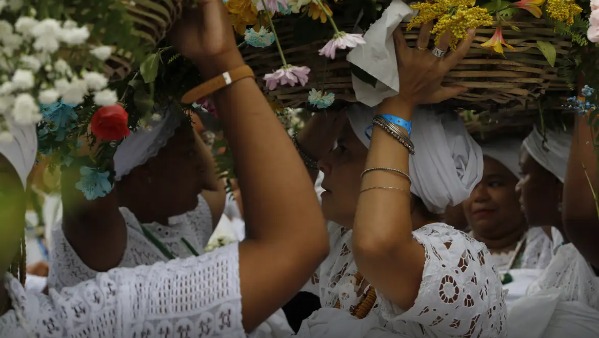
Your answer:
[349,64,378,88]
[536,41,557,67]
[129,79,154,115]
[510,25,521,32]
[140,53,160,84]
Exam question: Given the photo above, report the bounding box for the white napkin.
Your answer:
[346,0,414,107]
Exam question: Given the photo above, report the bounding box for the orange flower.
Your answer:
[481,27,514,55]
[226,0,259,35]
[513,0,545,18]
[307,2,332,23]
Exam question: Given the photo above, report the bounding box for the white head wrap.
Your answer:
[522,126,572,183]
[347,104,483,214]
[113,107,183,180]
[0,120,38,189]
[481,138,522,179]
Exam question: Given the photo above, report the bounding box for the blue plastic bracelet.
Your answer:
[380,114,411,135]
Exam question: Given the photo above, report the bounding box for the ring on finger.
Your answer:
[431,47,447,58]
[417,46,428,51]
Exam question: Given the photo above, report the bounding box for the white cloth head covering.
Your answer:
[347,104,483,214]
[522,126,572,183]
[481,137,522,179]
[113,106,183,180]
[0,119,37,189]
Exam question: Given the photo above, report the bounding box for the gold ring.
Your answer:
[416,46,427,51]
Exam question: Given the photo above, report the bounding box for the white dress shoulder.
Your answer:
[48,195,213,290]
[0,244,243,338]
[300,222,507,338]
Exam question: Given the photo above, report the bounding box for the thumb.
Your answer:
[429,86,468,103]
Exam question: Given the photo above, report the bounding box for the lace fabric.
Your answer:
[520,227,553,270]
[48,195,213,290]
[305,222,507,337]
[0,244,243,338]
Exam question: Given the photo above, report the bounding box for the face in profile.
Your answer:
[516,148,562,227]
[0,155,26,272]
[464,156,526,240]
[318,123,368,228]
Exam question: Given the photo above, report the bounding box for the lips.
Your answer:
[471,208,495,219]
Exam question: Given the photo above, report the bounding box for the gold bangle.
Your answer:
[181,65,255,104]
[360,186,410,194]
[361,167,411,183]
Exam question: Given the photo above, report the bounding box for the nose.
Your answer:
[471,183,490,202]
[318,151,333,176]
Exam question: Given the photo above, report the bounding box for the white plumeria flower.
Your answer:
[60,78,88,105]
[31,19,61,53]
[90,46,112,61]
[12,69,34,89]
[14,16,37,36]
[12,93,41,125]
[61,26,89,45]
[19,55,41,71]
[83,71,108,91]
[38,89,60,104]
[93,89,117,106]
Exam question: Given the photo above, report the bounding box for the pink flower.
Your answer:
[318,32,366,59]
[256,0,288,12]
[264,65,311,90]
[589,24,599,42]
[591,10,599,26]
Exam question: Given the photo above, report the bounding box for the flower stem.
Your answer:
[314,0,340,34]
[261,4,287,66]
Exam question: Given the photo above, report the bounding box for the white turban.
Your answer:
[113,107,183,180]
[481,137,522,179]
[348,104,483,214]
[0,119,37,189]
[522,126,572,183]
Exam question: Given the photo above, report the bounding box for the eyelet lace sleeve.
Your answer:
[3,244,243,338]
[377,224,507,338]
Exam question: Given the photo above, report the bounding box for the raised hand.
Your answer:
[168,0,244,78]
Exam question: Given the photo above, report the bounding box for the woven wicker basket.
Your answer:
[104,0,184,81]
[243,19,572,111]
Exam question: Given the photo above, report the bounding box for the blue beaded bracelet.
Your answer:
[380,114,411,135]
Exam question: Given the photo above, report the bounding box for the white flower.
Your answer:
[12,69,34,89]
[19,55,41,71]
[60,78,88,105]
[0,95,14,113]
[63,20,77,29]
[83,71,108,91]
[2,34,22,52]
[93,89,117,106]
[0,1,7,14]
[12,93,41,125]
[60,26,89,45]
[54,78,69,94]
[0,82,13,95]
[0,131,14,143]
[90,46,112,61]
[0,20,13,35]
[151,113,162,121]
[38,89,59,104]
[31,19,62,53]
[15,17,37,36]
[54,59,71,75]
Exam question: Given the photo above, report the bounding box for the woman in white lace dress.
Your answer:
[508,124,599,337]
[463,137,553,272]
[293,25,506,338]
[0,2,328,336]
[49,106,226,290]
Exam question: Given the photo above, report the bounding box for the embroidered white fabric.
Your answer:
[0,244,243,338]
[48,194,213,290]
[303,222,506,337]
[519,227,553,270]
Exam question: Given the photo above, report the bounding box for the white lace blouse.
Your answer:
[48,195,213,290]
[0,244,243,337]
[303,222,507,337]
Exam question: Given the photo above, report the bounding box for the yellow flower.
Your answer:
[481,27,514,55]
[227,0,259,35]
[409,1,493,49]
[307,2,332,23]
[546,0,582,25]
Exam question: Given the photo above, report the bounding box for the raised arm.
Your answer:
[194,130,226,229]
[169,1,328,331]
[352,26,474,309]
[563,113,599,269]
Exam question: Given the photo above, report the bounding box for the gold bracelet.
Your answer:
[372,116,415,155]
[361,167,411,183]
[181,65,255,104]
[360,186,410,194]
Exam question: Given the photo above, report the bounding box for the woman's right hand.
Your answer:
[296,110,347,161]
